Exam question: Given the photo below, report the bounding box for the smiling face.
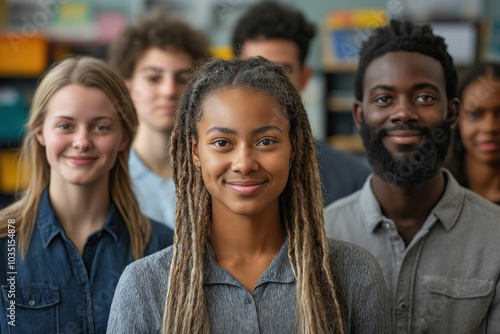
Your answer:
[460,75,500,165]
[354,51,459,186]
[36,85,129,187]
[126,47,193,132]
[192,88,294,217]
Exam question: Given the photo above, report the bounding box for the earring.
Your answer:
[289,162,292,170]
[195,162,201,170]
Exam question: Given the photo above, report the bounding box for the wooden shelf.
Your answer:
[327,135,365,153]
[327,96,354,112]
[322,59,358,73]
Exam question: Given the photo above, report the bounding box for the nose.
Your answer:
[73,129,92,152]
[480,111,500,134]
[231,145,258,174]
[159,75,177,99]
[389,97,419,124]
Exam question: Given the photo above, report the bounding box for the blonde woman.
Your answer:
[0,57,173,334]
[108,57,389,333]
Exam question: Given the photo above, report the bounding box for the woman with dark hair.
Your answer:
[446,62,500,205]
[107,57,390,333]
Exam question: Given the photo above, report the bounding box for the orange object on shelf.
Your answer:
[0,34,47,76]
[0,150,29,194]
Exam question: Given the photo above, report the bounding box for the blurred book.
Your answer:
[322,9,389,67]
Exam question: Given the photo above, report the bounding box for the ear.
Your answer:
[446,98,461,129]
[118,132,130,152]
[35,127,46,146]
[299,65,313,91]
[191,136,200,166]
[352,100,363,129]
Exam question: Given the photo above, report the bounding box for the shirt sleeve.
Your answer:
[329,239,391,333]
[348,251,391,333]
[487,277,500,333]
[107,261,165,334]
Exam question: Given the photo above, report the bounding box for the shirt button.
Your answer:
[384,223,391,229]
[399,302,408,310]
[97,232,102,237]
[29,300,35,306]
[245,297,252,305]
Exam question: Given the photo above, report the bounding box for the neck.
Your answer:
[210,201,285,260]
[371,171,446,244]
[465,155,500,203]
[133,124,172,179]
[48,174,110,240]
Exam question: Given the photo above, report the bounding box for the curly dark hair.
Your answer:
[354,19,457,102]
[164,56,344,333]
[232,1,315,66]
[108,9,211,79]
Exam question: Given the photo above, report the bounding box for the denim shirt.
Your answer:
[0,188,174,334]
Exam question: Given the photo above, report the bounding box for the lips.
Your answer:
[476,141,500,152]
[225,180,266,195]
[156,105,175,114]
[66,156,97,166]
[386,130,423,145]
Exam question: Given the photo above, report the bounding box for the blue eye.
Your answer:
[95,124,110,132]
[58,124,70,130]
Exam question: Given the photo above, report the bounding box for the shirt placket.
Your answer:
[383,218,412,334]
[63,234,95,334]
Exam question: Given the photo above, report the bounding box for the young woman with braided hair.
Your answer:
[107,56,389,333]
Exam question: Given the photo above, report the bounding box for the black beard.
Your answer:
[359,119,452,188]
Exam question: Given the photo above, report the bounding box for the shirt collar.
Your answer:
[204,238,295,286]
[128,147,148,179]
[359,168,464,233]
[38,188,121,248]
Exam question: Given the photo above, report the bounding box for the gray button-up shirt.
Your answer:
[324,169,500,333]
[107,238,390,333]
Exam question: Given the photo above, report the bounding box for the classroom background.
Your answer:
[1,0,500,205]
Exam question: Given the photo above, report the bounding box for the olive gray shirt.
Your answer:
[107,238,390,333]
[324,169,500,333]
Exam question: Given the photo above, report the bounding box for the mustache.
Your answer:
[376,125,430,139]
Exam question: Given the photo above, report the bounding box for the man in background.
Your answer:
[325,19,500,332]
[232,1,371,206]
[109,10,211,230]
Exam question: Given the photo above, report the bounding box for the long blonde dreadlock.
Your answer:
[164,56,344,333]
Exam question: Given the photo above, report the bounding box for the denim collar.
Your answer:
[37,187,121,248]
[360,168,463,233]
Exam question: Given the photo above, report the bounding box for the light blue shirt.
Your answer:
[128,148,176,230]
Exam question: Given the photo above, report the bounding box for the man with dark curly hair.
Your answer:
[232,1,371,206]
[108,10,211,230]
[324,19,500,332]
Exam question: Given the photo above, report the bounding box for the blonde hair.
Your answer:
[0,56,151,260]
[165,57,344,333]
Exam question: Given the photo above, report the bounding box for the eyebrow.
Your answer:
[53,116,113,121]
[140,66,191,75]
[206,125,283,136]
[369,82,441,94]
